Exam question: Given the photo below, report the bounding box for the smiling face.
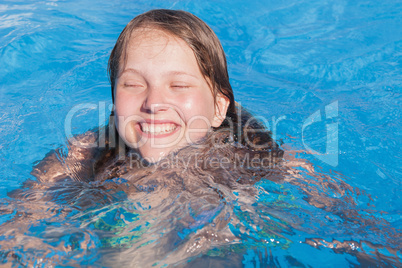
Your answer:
[114,28,229,163]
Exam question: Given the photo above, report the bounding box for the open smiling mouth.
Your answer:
[138,122,180,137]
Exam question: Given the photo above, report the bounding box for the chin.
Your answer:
[139,148,174,163]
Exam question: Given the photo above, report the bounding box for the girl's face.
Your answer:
[114,28,229,163]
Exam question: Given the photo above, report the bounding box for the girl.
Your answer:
[5,10,395,267]
[17,11,285,265]
[32,9,283,184]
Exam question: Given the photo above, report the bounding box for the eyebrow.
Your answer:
[119,68,142,77]
[120,68,199,79]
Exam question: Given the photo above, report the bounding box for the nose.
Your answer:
[141,86,170,114]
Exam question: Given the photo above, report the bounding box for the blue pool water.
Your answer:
[0,0,401,267]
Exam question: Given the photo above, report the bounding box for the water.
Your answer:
[0,0,401,267]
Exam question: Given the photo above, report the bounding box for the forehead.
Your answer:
[119,27,206,78]
[129,27,172,43]
[127,27,190,56]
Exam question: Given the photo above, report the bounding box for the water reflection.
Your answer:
[2,121,400,267]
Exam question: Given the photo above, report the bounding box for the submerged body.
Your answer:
[4,108,400,267]
[7,106,289,266]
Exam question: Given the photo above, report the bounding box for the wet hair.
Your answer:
[108,9,236,123]
[107,9,281,154]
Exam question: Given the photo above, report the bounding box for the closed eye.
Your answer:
[124,83,144,88]
[171,84,191,89]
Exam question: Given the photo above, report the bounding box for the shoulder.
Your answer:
[31,130,107,183]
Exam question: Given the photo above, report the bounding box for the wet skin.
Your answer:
[114,28,229,162]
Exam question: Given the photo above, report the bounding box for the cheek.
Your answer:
[114,92,140,140]
[115,91,138,116]
[179,92,215,124]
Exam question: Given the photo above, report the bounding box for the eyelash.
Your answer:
[122,83,190,89]
[171,84,190,89]
[124,84,143,88]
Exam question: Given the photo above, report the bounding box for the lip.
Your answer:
[136,119,181,138]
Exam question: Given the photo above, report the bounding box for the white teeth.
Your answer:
[140,123,177,135]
